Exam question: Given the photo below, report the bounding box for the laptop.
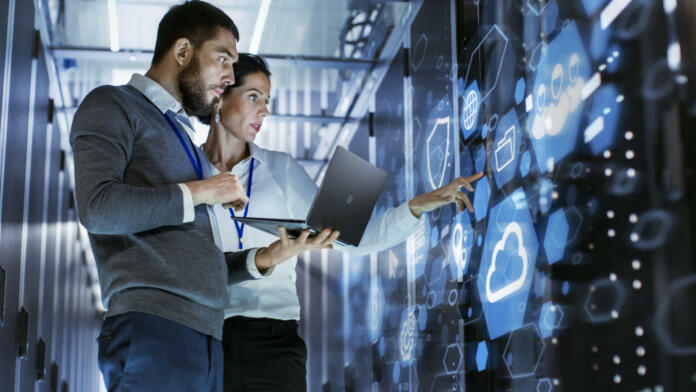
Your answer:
[230,146,388,247]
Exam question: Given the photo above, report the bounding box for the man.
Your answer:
[70,2,336,391]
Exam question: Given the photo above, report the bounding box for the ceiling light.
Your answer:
[249,0,271,54]
[108,0,120,52]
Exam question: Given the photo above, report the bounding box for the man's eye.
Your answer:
[249,94,257,102]
[219,57,227,64]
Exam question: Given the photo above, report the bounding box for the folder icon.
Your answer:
[495,125,516,172]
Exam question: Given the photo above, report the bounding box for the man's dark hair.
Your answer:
[224,53,272,93]
[152,1,239,65]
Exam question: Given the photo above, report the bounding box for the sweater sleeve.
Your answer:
[70,86,186,235]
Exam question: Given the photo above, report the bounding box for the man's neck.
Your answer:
[203,124,250,173]
[145,66,183,106]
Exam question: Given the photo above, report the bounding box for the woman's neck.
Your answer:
[203,123,250,173]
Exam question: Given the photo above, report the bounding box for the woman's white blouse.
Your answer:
[206,143,420,320]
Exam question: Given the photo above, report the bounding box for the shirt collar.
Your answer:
[248,143,268,165]
[128,73,184,115]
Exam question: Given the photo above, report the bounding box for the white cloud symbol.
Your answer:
[485,222,529,303]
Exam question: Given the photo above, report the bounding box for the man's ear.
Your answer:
[172,37,193,67]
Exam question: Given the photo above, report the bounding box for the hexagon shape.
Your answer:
[537,378,553,392]
[515,78,526,104]
[528,42,547,71]
[584,278,627,323]
[654,274,696,355]
[520,151,532,177]
[475,341,488,371]
[458,276,483,326]
[448,289,459,306]
[463,25,509,103]
[565,207,583,243]
[477,188,539,339]
[527,22,592,173]
[472,176,490,222]
[503,324,546,378]
[544,209,569,264]
[542,0,559,35]
[443,344,463,374]
[460,81,482,139]
[539,302,564,338]
[430,375,461,391]
[526,0,552,15]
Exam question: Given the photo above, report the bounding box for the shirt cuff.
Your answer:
[396,201,421,229]
[245,248,273,278]
[178,183,195,223]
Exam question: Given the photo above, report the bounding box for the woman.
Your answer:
[201,53,482,391]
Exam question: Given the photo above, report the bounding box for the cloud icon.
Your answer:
[485,222,529,303]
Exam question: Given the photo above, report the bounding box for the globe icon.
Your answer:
[462,89,480,130]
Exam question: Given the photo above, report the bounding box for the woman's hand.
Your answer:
[408,172,484,218]
[254,227,340,274]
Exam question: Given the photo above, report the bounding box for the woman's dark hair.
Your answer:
[152,1,239,65]
[224,53,272,94]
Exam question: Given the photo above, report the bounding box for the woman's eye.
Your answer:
[218,57,226,64]
[249,94,257,102]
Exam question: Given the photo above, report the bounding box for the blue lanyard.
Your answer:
[163,112,203,180]
[229,157,255,249]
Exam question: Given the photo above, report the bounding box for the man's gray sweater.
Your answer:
[70,84,252,339]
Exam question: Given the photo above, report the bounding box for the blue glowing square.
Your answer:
[460,81,481,139]
[538,302,563,338]
[477,188,539,339]
[492,109,522,189]
[475,341,488,371]
[514,78,526,105]
[527,22,592,173]
[472,176,490,222]
[544,208,569,264]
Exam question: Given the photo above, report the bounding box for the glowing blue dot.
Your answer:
[562,281,570,295]
[520,151,531,177]
[514,78,526,104]
[587,198,599,215]
[475,341,488,371]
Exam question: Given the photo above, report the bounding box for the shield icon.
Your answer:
[426,116,451,190]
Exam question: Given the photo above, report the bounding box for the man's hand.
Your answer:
[184,172,249,210]
[254,227,340,274]
[408,172,484,218]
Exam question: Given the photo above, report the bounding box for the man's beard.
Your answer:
[178,55,217,118]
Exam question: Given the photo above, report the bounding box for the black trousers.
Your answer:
[222,316,307,392]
